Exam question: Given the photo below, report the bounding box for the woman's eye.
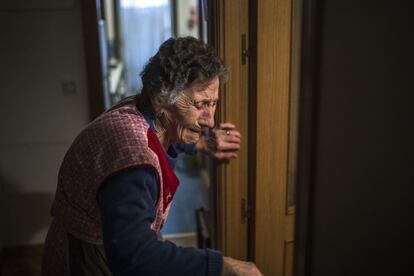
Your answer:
[193,100,218,109]
[194,101,204,109]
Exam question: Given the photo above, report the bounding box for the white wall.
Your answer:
[0,0,90,246]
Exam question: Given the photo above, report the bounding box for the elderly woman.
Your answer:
[42,37,261,276]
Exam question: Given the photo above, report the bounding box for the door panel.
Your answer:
[212,0,249,260]
[254,0,296,275]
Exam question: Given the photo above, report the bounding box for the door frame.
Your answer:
[293,0,322,275]
[80,0,106,120]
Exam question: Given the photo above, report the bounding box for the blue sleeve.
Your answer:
[98,168,223,276]
[174,143,197,155]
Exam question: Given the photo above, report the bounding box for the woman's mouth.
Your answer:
[188,126,202,134]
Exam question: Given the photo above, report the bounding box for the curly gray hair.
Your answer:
[137,37,227,113]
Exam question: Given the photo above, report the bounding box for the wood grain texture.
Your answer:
[287,0,303,211]
[255,0,293,274]
[214,0,249,260]
[283,240,294,276]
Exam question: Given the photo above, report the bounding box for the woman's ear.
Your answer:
[151,98,175,120]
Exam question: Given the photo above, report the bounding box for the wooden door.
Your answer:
[253,0,300,274]
[213,1,301,273]
[211,0,250,260]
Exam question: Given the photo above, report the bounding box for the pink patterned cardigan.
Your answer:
[42,97,179,275]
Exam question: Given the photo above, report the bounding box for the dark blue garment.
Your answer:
[98,169,222,276]
[174,143,197,155]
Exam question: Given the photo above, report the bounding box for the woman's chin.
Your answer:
[181,133,201,144]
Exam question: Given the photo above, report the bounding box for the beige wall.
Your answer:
[0,0,89,246]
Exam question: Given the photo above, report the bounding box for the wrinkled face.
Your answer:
[169,76,219,144]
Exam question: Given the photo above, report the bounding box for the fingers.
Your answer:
[222,256,263,276]
[221,129,242,139]
[215,127,241,139]
[211,139,240,160]
[204,137,239,160]
[218,122,236,129]
[214,151,238,160]
[214,127,241,147]
[215,132,241,154]
[217,133,241,144]
[216,123,242,138]
[208,122,242,161]
[216,140,241,151]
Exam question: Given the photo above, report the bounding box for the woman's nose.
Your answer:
[199,108,215,128]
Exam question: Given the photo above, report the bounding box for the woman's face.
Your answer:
[170,76,219,144]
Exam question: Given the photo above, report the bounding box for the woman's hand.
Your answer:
[222,256,263,276]
[196,123,242,160]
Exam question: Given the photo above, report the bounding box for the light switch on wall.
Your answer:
[61,80,77,94]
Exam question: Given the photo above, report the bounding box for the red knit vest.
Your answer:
[51,96,179,242]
